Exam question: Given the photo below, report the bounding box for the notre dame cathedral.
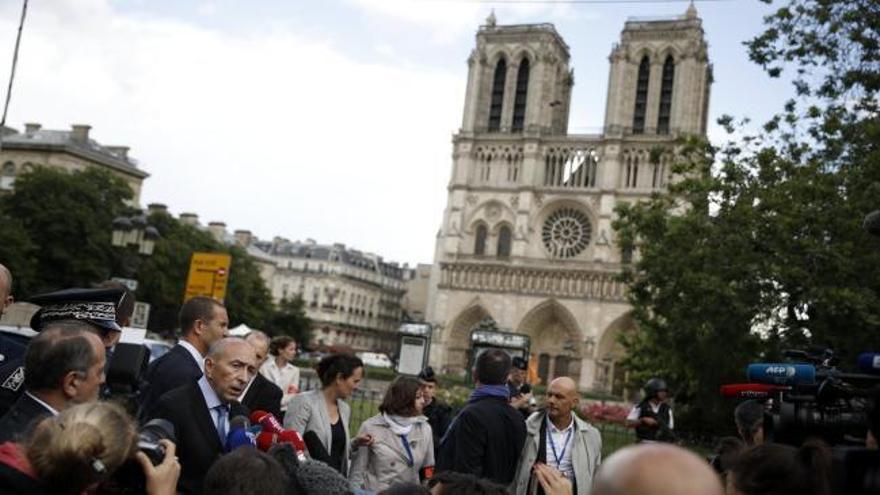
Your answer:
[425,4,711,394]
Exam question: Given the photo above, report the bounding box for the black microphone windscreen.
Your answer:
[302,430,331,463]
[292,459,351,495]
[864,210,880,236]
[229,416,249,430]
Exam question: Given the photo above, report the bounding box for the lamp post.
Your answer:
[111,213,160,281]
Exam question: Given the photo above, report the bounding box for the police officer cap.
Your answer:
[644,377,668,396]
[511,356,528,371]
[29,287,124,333]
[418,366,437,383]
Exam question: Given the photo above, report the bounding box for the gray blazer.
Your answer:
[284,389,352,474]
[349,414,434,492]
[512,411,602,495]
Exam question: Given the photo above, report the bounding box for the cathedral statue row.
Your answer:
[426,4,711,394]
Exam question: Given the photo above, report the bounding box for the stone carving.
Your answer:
[510,195,519,207]
[466,194,479,206]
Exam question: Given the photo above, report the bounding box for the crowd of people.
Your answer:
[0,262,865,494]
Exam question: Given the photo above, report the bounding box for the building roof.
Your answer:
[1,126,149,179]
[254,239,406,280]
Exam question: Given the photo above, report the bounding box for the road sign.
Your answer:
[131,302,150,329]
[184,252,232,302]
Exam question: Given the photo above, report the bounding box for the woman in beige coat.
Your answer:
[349,376,434,492]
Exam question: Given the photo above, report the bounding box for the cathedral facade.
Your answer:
[425,6,712,394]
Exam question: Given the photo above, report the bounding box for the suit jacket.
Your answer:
[149,381,248,495]
[284,389,352,475]
[0,393,54,443]
[241,373,283,421]
[140,344,202,419]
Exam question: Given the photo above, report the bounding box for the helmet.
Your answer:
[643,378,668,398]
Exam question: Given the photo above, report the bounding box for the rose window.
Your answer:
[542,208,591,259]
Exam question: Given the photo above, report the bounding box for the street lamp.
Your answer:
[113,214,160,256]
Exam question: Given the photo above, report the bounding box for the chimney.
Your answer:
[70,124,91,142]
[179,212,199,226]
[233,229,253,247]
[24,123,41,135]
[208,221,227,242]
[147,203,168,215]
[106,146,130,160]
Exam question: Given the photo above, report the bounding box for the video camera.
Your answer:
[721,348,880,494]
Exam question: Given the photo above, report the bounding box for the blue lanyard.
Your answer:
[547,417,573,471]
[399,435,414,467]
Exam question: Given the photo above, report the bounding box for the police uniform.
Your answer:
[627,378,676,443]
[0,288,124,427]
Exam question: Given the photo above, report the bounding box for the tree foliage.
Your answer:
[613,0,880,432]
[263,296,312,344]
[0,167,278,335]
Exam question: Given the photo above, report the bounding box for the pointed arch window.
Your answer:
[488,59,507,132]
[497,225,512,258]
[511,58,530,133]
[474,224,488,255]
[632,56,650,134]
[658,56,675,134]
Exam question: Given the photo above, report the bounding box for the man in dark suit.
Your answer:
[149,337,256,494]
[0,320,106,442]
[437,348,527,486]
[240,331,283,419]
[140,296,229,417]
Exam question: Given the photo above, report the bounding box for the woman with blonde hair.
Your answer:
[0,401,179,495]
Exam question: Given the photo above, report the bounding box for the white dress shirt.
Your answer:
[627,401,674,429]
[178,340,206,373]
[545,413,575,480]
[260,359,300,410]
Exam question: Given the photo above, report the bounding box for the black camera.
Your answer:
[137,418,175,466]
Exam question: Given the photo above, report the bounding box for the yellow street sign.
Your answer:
[184,252,232,302]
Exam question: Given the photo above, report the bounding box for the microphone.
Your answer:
[303,430,331,463]
[256,431,278,452]
[250,410,284,434]
[857,353,880,374]
[864,210,880,237]
[720,383,791,399]
[225,416,256,452]
[746,363,816,385]
[277,429,308,462]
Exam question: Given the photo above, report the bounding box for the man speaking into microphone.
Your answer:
[149,338,256,494]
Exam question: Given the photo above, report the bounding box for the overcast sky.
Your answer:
[0,0,792,266]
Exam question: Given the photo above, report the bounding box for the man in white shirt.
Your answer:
[141,296,229,416]
[513,377,602,495]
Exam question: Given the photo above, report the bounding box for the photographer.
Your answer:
[0,401,179,495]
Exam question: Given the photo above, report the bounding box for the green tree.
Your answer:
[0,167,133,294]
[613,0,880,432]
[136,211,275,334]
[263,295,312,345]
[0,211,38,296]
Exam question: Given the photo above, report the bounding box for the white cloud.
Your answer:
[0,0,463,264]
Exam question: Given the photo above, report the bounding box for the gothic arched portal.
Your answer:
[517,299,582,386]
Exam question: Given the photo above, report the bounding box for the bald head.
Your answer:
[0,263,13,314]
[546,376,579,424]
[244,331,270,367]
[593,444,724,495]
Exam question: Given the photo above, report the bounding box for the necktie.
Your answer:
[214,404,229,444]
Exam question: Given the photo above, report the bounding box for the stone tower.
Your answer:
[426,7,712,393]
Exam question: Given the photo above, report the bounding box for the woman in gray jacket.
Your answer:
[349,376,435,492]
